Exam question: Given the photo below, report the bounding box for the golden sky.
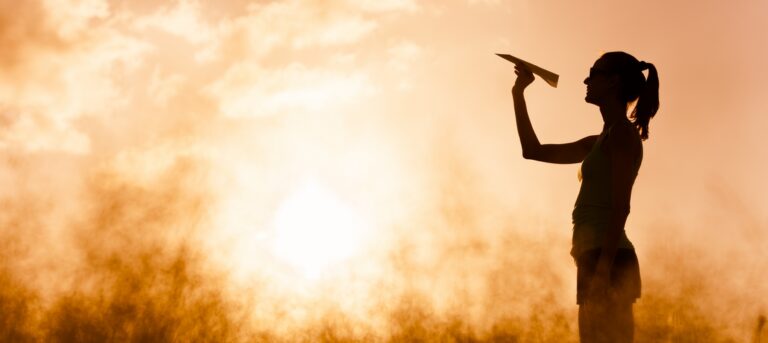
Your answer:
[0,0,766,341]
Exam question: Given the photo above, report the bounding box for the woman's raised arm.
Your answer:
[512,64,597,164]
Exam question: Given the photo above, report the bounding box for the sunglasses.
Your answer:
[588,68,615,79]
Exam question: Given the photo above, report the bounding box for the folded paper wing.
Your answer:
[496,53,559,88]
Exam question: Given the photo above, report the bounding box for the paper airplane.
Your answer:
[496,53,559,88]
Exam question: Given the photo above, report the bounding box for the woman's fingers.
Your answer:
[514,64,532,74]
[514,65,533,79]
[513,70,534,88]
[512,64,535,92]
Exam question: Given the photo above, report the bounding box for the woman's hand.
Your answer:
[512,64,535,92]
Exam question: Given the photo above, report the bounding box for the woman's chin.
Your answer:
[585,93,602,105]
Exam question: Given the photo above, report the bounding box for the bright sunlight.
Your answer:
[272,179,371,279]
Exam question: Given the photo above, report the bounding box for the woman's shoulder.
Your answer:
[608,119,639,137]
[605,119,642,151]
[611,118,635,131]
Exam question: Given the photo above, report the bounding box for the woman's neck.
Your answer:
[599,100,627,130]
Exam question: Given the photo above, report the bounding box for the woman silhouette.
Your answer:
[511,52,659,342]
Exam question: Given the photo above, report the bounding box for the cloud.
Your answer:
[0,0,421,153]
[346,0,419,13]
[40,0,110,39]
[388,41,423,71]
[465,0,501,5]
[147,68,187,106]
[207,62,375,118]
[132,0,214,44]
[196,0,388,63]
[290,14,378,49]
[0,0,150,153]
[387,41,423,90]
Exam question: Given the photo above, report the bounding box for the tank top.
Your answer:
[571,119,642,258]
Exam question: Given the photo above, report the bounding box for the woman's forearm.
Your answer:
[512,88,542,158]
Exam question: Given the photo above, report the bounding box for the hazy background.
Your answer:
[0,0,766,341]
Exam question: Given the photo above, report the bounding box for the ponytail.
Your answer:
[630,61,659,140]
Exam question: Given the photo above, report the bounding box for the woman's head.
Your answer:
[584,51,660,140]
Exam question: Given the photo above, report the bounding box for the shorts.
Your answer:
[576,248,641,305]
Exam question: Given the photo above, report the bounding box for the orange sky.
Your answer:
[1,0,766,340]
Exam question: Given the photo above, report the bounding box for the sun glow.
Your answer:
[272,180,371,280]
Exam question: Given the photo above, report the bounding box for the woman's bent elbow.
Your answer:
[521,149,537,160]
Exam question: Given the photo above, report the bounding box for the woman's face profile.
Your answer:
[583,58,618,105]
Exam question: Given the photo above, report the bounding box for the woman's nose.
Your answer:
[583,77,589,85]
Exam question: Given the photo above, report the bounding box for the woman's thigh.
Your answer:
[579,301,634,343]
